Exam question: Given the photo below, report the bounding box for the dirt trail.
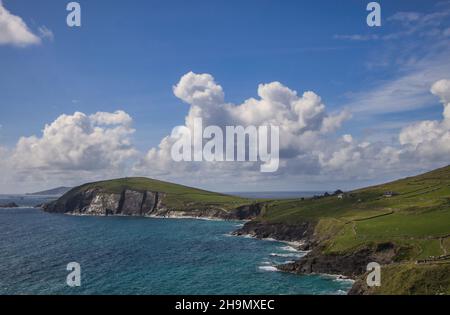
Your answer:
[439,236,449,255]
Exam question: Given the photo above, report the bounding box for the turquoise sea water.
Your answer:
[0,196,352,295]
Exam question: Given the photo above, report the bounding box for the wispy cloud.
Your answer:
[335,5,450,42]
[333,34,379,41]
[346,55,450,115]
[38,26,54,42]
[0,2,53,47]
[337,5,450,115]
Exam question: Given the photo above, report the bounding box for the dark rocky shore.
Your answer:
[277,242,397,277]
[232,221,314,247]
[233,220,399,294]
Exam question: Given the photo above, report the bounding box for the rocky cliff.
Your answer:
[42,187,263,220]
[233,219,399,292]
[232,220,314,245]
[277,242,398,279]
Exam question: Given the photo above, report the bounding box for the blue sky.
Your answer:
[1,0,450,193]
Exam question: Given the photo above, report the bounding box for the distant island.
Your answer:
[0,202,19,208]
[40,166,450,295]
[27,186,72,196]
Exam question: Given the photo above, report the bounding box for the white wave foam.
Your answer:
[334,277,355,284]
[258,266,278,272]
[280,245,299,252]
[270,252,304,258]
[262,237,278,242]
[322,274,355,284]
[283,240,305,247]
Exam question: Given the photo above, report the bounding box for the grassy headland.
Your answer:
[248,165,450,294]
[54,177,252,212]
[257,165,450,259]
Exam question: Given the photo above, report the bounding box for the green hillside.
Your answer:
[366,261,450,295]
[258,165,450,259]
[59,177,250,211]
[255,165,450,294]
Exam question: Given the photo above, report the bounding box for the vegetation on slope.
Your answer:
[258,165,450,260]
[52,167,450,294]
[58,177,251,211]
[253,165,450,294]
[352,261,450,295]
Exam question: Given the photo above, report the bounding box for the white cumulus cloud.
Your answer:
[2,74,450,192]
[397,79,450,162]
[11,111,137,171]
[134,72,351,180]
[134,74,450,188]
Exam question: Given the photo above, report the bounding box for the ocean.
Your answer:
[0,195,352,295]
[227,191,327,199]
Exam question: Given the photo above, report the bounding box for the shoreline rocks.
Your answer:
[232,220,399,294]
[0,202,19,208]
[277,243,397,279]
[232,220,314,246]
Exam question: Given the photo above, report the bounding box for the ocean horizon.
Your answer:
[226,191,327,199]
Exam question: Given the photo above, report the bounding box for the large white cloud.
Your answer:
[134,72,351,180]
[0,2,42,47]
[173,73,349,136]
[2,73,450,192]
[397,79,450,162]
[431,79,450,120]
[134,73,450,187]
[11,111,136,171]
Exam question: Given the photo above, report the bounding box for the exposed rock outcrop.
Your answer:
[42,188,261,220]
[278,242,398,278]
[43,188,165,216]
[232,219,399,294]
[232,220,314,244]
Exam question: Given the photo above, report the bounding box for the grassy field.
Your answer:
[365,261,450,295]
[257,165,450,261]
[251,165,450,294]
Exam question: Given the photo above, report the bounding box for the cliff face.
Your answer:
[233,220,314,244]
[42,188,262,220]
[233,220,399,294]
[42,188,162,216]
[278,242,398,278]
